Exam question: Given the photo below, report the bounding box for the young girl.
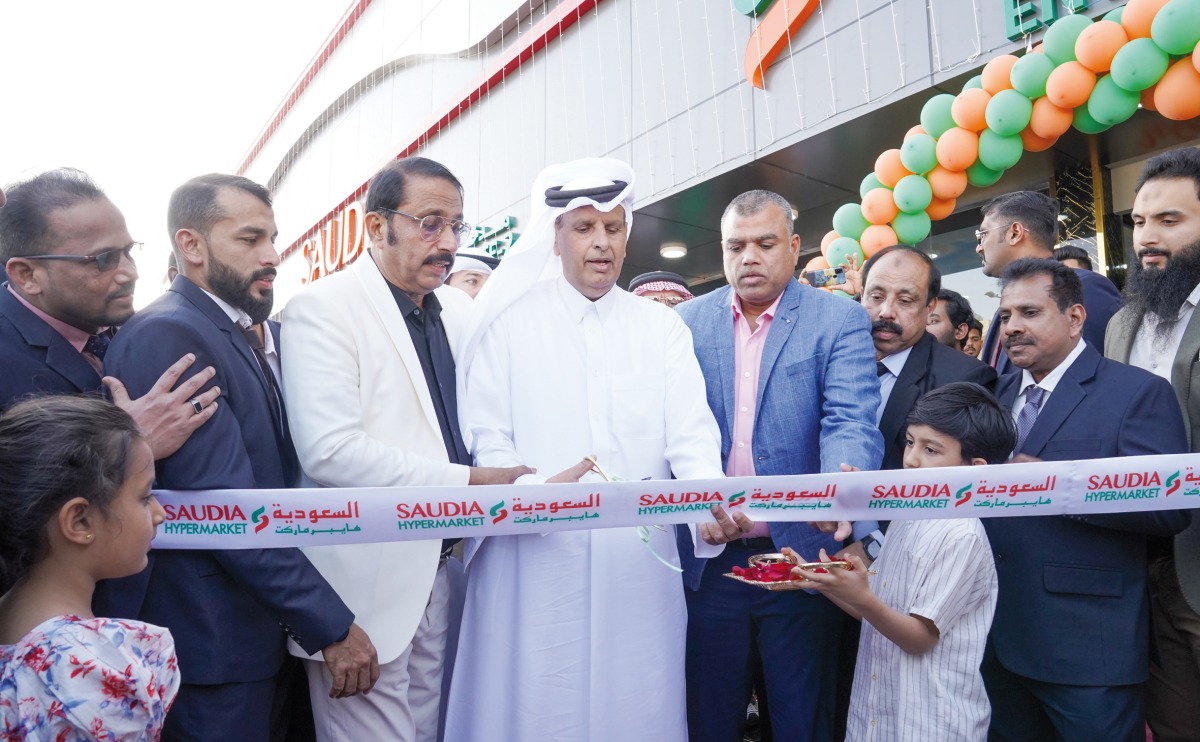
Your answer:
[0,395,178,740]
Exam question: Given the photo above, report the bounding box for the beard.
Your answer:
[207,252,275,325]
[1122,238,1200,342]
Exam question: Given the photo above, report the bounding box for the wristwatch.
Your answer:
[859,531,884,561]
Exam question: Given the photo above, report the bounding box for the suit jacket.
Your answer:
[988,343,1190,685]
[985,267,1121,375]
[0,284,102,407]
[1106,303,1200,614]
[878,332,997,470]
[281,254,471,664]
[676,280,884,590]
[103,276,353,686]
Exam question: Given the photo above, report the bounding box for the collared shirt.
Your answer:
[200,288,281,384]
[385,282,471,467]
[730,290,784,538]
[8,284,105,373]
[1010,338,1088,424]
[1129,282,1200,382]
[875,345,914,425]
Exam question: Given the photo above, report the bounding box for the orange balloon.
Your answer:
[935,128,980,172]
[875,149,912,188]
[1121,0,1172,40]
[1030,96,1074,138]
[1045,62,1096,109]
[905,124,928,140]
[1154,59,1200,121]
[927,166,969,200]
[982,55,1019,94]
[804,255,831,272]
[821,230,840,251]
[860,225,898,257]
[1020,126,1058,152]
[1075,20,1129,73]
[925,196,957,221]
[1141,84,1158,112]
[1031,43,1044,54]
[861,188,900,225]
[1194,45,1200,76]
[951,88,993,131]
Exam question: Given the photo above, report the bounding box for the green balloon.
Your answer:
[966,160,1004,187]
[1088,74,1141,125]
[978,129,1024,171]
[832,203,870,240]
[1110,38,1170,92]
[860,173,888,198]
[1010,53,1056,98]
[921,94,958,138]
[892,211,932,244]
[963,75,984,91]
[826,237,865,268]
[893,175,934,214]
[900,134,938,174]
[985,89,1033,137]
[1072,104,1112,134]
[1151,0,1200,56]
[1103,6,1123,23]
[1043,13,1093,65]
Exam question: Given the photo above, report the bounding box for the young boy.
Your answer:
[790,382,1012,741]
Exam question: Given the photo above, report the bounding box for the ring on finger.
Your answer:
[189,398,204,415]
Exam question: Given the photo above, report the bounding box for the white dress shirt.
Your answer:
[1010,338,1088,425]
[1129,282,1200,381]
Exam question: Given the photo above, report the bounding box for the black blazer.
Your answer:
[878,332,997,470]
[0,284,102,407]
[102,276,353,686]
[987,343,1190,685]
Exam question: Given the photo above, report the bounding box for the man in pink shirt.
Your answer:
[677,189,883,741]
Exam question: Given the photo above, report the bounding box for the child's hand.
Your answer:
[790,549,871,604]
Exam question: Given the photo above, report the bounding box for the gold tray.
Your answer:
[722,572,811,591]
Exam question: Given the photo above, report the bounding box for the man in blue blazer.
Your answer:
[976,191,1121,374]
[105,175,376,741]
[677,190,883,741]
[0,168,218,450]
[986,258,1190,742]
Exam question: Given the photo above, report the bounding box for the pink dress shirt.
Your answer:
[7,286,104,374]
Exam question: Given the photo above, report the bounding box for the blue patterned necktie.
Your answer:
[83,330,113,361]
[1013,384,1045,454]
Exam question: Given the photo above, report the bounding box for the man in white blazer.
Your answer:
[281,157,531,741]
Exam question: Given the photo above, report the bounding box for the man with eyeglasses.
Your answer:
[0,167,220,458]
[975,191,1120,374]
[281,157,531,741]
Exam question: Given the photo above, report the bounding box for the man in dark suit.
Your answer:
[985,258,1190,742]
[104,174,377,741]
[677,189,883,741]
[0,167,218,454]
[976,191,1121,374]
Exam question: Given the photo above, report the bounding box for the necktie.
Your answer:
[1013,384,1045,454]
[877,361,889,377]
[241,324,284,431]
[84,330,112,361]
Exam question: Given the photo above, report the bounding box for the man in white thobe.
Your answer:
[446,158,750,741]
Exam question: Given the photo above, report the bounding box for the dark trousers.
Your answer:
[684,543,842,742]
[163,677,278,741]
[1146,556,1200,742]
[982,642,1144,742]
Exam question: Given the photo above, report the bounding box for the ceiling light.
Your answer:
[928,253,939,259]
[660,242,687,259]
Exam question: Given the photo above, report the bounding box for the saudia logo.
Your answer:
[490,500,509,525]
[396,500,486,531]
[1166,471,1181,497]
[728,491,747,507]
[869,482,951,510]
[953,484,973,508]
[734,0,824,89]
[160,503,249,536]
[252,506,269,534]
[1085,471,1165,503]
[638,491,724,516]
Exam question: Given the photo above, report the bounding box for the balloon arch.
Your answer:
[809,0,1200,294]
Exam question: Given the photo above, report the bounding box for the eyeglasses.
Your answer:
[975,222,1019,243]
[378,207,472,245]
[21,243,142,272]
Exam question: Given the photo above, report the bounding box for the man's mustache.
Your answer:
[423,251,455,268]
[1138,248,1170,261]
[1003,336,1035,350]
[871,319,902,336]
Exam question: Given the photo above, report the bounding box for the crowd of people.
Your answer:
[0,145,1198,742]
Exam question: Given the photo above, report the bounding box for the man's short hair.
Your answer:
[721,190,794,237]
[861,245,941,304]
[167,174,272,244]
[906,382,1015,465]
[1135,147,1200,199]
[1053,243,1093,271]
[365,157,464,215]
[981,191,1059,251]
[968,315,984,334]
[999,257,1083,312]
[937,288,972,328]
[0,168,107,262]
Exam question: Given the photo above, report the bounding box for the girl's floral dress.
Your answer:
[0,615,179,741]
